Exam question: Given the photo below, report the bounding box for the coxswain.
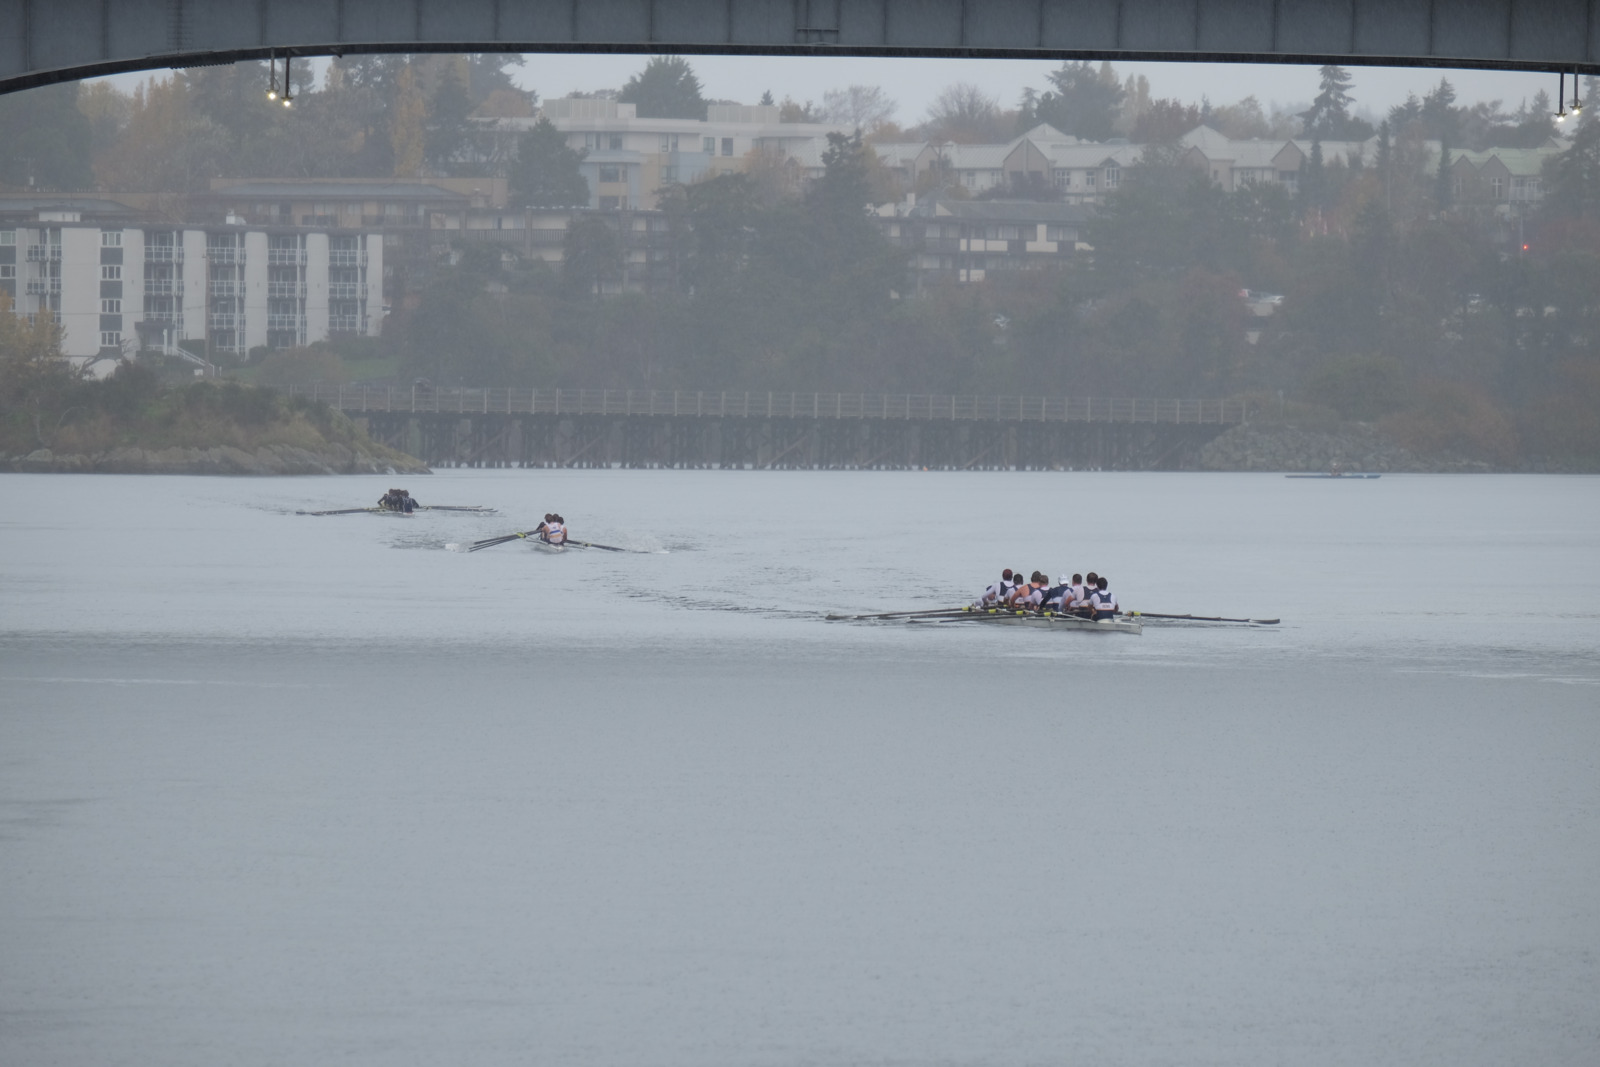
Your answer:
[975,569,1014,608]
[1089,576,1119,620]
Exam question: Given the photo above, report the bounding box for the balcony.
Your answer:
[209,312,240,329]
[143,310,183,326]
[328,282,362,300]
[329,249,366,267]
[267,248,306,266]
[210,280,239,298]
[144,279,179,295]
[26,245,61,262]
[267,313,304,331]
[145,246,184,263]
[268,281,306,298]
[25,278,61,295]
[206,246,243,265]
[328,315,365,333]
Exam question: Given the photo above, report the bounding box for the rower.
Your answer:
[1009,571,1046,610]
[1041,575,1072,613]
[1089,576,1119,620]
[1065,573,1089,615]
[377,488,417,513]
[540,513,568,545]
[976,569,1014,608]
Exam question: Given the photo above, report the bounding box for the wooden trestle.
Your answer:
[282,387,1246,471]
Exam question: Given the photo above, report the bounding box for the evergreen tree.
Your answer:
[1421,79,1461,144]
[618,56,706,120]
[1031,61,1124,142]
[1435,140,1454,210]
[424,65,474,172]
[509,118,590,208]
[563,215,624,297]
[1300,65,1356,139]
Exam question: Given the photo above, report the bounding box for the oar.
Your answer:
[465,530,543,552]
[561,539,631,553]
[1127,611,1280,625]
[826,606,972,621]
[296,507,380,516]
[419,505,495,513]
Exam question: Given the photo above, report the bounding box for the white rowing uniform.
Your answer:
[1067,583,1088,609]
[1090,588,1118,616]
[977,580,1008,607]
[543,521,566,545]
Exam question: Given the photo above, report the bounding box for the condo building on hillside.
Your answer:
[1,197,382,363]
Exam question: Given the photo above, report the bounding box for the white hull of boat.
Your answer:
[915,612,1142,635]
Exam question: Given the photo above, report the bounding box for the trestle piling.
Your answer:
[282,386,1245,471]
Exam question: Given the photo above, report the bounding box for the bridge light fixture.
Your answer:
[1555,72,1567,122]
[266,53,278,101]
[280,56,293,107]
[1571,70,1584,116]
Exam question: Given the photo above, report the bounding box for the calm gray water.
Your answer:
[3,471,1597,1066]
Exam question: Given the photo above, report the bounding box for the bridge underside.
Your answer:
[3,0,1598,94]
[360,412,1226,471]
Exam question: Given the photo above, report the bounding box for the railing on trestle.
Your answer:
[278,385,1246,425]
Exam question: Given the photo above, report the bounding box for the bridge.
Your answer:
[282,384,1246,470]
[3,0,1597,94]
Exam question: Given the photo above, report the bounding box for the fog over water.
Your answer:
[3,471,1597,1066]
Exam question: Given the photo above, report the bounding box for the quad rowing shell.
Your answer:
[527,539,567,553]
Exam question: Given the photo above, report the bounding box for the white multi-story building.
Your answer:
[1,198,383,360]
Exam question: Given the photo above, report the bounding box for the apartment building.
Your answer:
[489,99,848,211]
[1,197,382,360]
[879,200,1094,286]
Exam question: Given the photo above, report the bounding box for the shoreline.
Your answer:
[5,444,431,476]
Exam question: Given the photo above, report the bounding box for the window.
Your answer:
[1105,167,1120,189]
[608,134,623,150]
[101,298,121,313]
[659,133,678,153]
[598,165,621,183]
[0,265,14,279]
[722,138,734,156]
[101,265,121,280]
[100,331,121,348]
[599,196,622,210]
[1085,172,1096,188]
[1491,177,1505,199]
[703,137,716,154]
[1451,176,1463,197]
[0,230,14,245]
[101,231,122,246]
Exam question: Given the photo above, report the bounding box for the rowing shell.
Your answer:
[527,539,567,553]
[915,613,1142,635]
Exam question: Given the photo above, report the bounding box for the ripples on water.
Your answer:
[2,471,1597,1066]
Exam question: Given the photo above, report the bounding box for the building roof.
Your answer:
[206,181,469,200]
[0,195,144,217]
